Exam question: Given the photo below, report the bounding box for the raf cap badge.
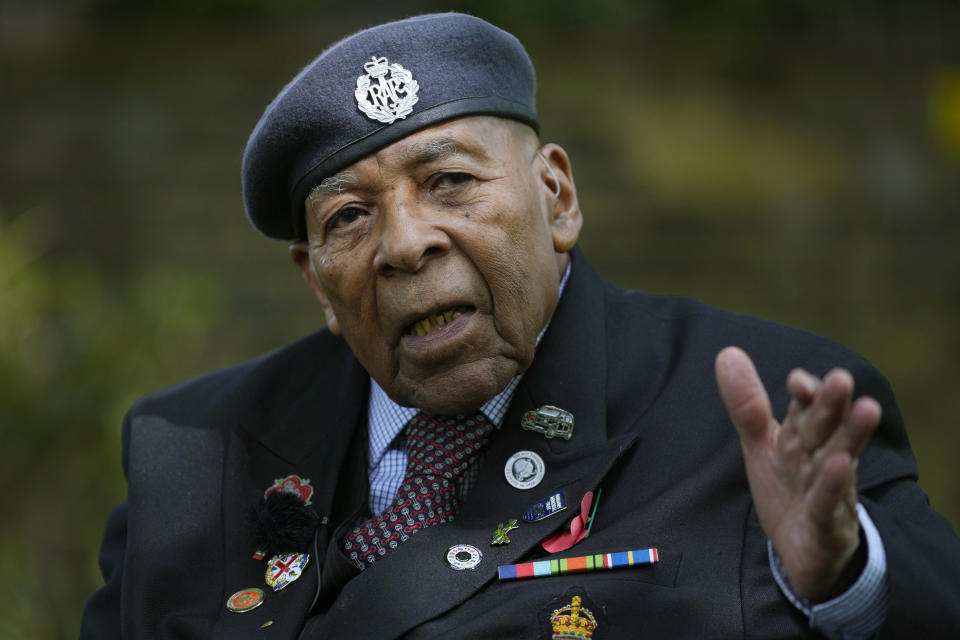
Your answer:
[521,405,574,440]
[355,56,420,124]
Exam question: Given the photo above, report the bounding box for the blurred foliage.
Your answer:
[1,2,959,638]
[0,211,223,639]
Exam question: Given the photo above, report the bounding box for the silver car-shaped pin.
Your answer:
[521,405,574,440]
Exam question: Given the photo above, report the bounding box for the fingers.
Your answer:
[715,346,774,451]
[786,368,817,405]
[848,396,882,454]
[783,367,882,460]
[717,346,883,481]
[794,368,853,451]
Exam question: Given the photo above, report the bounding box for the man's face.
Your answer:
[293,116,581,415]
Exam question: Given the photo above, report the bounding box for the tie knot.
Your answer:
[404,412,493,478]
[406,411,490,434]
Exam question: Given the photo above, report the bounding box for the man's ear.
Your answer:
[538,143,582,253]
[290,242,341,335]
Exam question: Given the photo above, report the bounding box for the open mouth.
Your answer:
[405,306,472,337]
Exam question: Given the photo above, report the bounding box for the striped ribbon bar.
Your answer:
[498,548,659,581]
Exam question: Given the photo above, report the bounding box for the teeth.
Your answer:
[410,308,465,337]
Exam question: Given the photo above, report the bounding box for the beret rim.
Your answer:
[267,97,538,241]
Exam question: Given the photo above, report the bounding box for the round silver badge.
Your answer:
[446,544,482,570]
[504,450,546,490]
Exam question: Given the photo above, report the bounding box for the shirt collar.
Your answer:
[366,260,572,468]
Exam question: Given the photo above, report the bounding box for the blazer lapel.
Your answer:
[213,337,369,638]
[307,249,636,639]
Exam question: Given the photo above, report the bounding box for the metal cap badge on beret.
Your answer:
[242,12,539,241]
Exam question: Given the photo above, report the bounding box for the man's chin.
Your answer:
[387,362,519,416]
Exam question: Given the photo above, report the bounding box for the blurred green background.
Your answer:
[1,0,958,637]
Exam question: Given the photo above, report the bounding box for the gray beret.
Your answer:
[242,12,539,241]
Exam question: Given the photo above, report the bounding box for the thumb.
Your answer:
[715,346,774,450]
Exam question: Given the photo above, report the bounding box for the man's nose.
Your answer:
[373,191,450,275]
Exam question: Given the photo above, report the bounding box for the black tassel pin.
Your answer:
[248,484,320,560]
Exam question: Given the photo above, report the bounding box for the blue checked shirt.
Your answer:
[363,262,887,638]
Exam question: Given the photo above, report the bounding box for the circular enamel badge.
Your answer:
[504,450,546,490]
[226,587,265,613]
[446,544,482,570]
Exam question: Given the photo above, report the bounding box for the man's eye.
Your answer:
[327,206,365,231]
[432,172,473,191]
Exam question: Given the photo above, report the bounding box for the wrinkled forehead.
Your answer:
[305,116,534,203]
[241,13,539,242]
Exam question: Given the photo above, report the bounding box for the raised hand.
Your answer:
[715,346,882,601]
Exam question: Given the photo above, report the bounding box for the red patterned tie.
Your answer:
[344,412,494,569]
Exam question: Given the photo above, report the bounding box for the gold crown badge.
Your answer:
[549,595,597,639]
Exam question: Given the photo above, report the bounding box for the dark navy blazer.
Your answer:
[81,249,960,638]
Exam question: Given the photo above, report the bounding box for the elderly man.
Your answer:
[82,13,960,639]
